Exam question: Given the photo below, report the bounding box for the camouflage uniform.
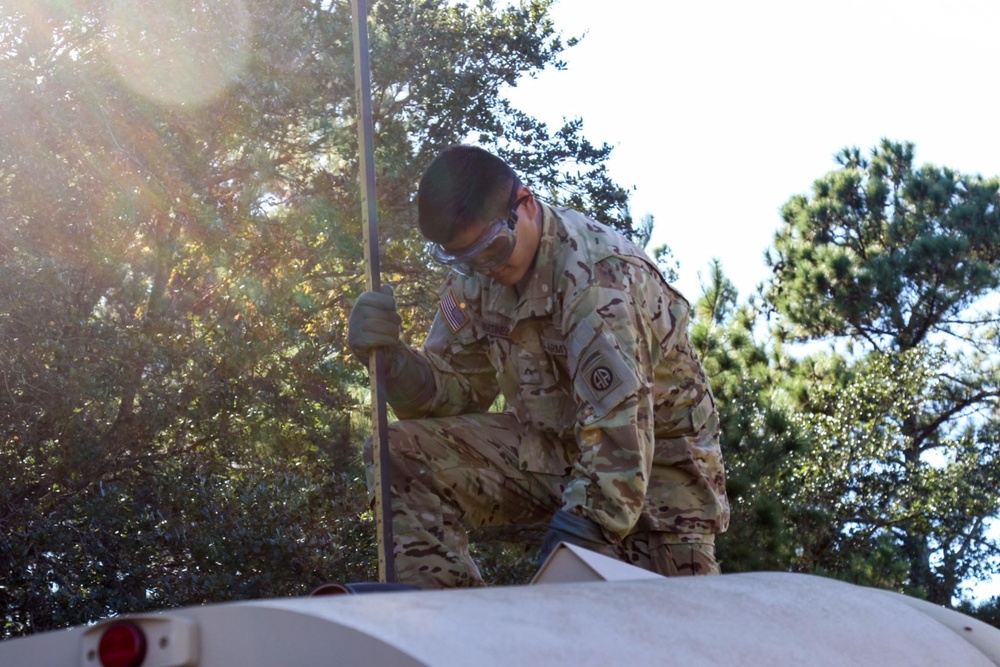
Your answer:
[367,203,729,588]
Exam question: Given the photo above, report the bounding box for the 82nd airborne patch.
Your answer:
[580,350,622,402]
[577,342,638,418]
[568,320,641,418]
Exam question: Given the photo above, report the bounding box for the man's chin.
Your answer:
[486,269,520,286]
[483,261,532,286]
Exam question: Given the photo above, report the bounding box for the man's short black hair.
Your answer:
[417,145,518,244]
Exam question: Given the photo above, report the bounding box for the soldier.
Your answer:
[348,145,729,588]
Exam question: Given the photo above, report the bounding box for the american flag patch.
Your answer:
[439,288,469,333]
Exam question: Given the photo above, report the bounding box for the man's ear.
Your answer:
[520,186,539,223]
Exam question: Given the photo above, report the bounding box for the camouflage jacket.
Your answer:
[403,204,729,539]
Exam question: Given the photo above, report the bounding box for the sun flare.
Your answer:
[102,0,251,107]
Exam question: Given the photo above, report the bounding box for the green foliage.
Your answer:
[779,348,1000,598]
[1,441,376,636]
[691,262,808,573]
[0,0,636,637]
[697,141,1000,609]
[768,139,1000,350]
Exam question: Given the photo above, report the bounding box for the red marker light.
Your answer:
[98,621,147,667]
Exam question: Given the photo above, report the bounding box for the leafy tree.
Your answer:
[690,260,811,573]
[765,139,1000,605]
[768,139,1000,350]
[0,0,636,637]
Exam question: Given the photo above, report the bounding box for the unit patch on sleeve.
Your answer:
[574,332,640,418]
[439,288,469,333]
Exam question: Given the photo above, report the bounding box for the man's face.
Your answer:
[442,189,538,286]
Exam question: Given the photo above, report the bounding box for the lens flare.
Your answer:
[102,0,251,107]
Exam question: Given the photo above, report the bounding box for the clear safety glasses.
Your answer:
[428,182,528,276]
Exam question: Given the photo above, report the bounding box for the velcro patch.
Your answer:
[569,321,640,419]
[542,336,567,356]
[482,314,512,338]
[439,288,469,333]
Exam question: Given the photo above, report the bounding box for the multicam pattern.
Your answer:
[364,413,720,588]
[374,204,729,587]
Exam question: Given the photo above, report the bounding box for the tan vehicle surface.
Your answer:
[2,545,998,667]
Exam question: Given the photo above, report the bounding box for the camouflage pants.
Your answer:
[364,412,719,589]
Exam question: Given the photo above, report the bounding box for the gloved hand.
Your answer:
[348,285,402,366]
[537,509,612,566]
[347,285,435,417]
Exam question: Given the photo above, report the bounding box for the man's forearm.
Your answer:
[384,344,436,419]
[563,419,652,539]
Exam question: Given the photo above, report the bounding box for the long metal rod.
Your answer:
[350,0,395,583]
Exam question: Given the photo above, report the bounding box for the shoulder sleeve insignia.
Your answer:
[578,345,637,417]
[569,320,640,419]
[439,287,470,333]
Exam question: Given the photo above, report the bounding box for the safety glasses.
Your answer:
[428,182,528,276]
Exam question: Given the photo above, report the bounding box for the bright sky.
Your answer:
[505,0,1000,302]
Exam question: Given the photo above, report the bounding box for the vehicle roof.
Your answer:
[3,544,999,666]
